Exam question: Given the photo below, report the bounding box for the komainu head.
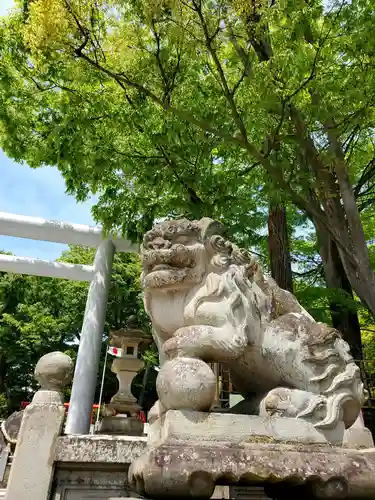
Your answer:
[141,217,262,291]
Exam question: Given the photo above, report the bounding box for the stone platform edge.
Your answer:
[148,409,345,448]
[55,435,147,463]
[129,441,375,499]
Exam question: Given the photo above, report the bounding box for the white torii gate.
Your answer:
[0,212,139,435]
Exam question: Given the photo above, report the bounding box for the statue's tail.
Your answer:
[314,362,367,429]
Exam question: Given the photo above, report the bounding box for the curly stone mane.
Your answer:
[186,232,268,343]
[185,227,366,429]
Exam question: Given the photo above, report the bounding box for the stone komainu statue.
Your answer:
[141,218,366,430]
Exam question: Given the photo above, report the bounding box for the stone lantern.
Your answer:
[98,316,151,436]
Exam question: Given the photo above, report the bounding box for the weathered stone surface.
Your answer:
[108,323,151,416]
[0,445,9,485]
[97,416,144,436]
[211,486,230,499]
[139,411,375,497]
[229,486,267,499]
[108,487,241,499]
[156,358,217,412]
[52,464,144,500]
[129,439,375,499]
[141,218,366,431]
[148,410,345,448]
[53,464,230,500]
[34,351,73,392]
[109,357,143,416]
[55,435,146,464]
[343,413,374,450]
[5,351,73,500]
[0,432,5,455]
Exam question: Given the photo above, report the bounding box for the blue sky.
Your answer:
[0,1,97,261]
[0,152,97,261]
[0,0,13,16]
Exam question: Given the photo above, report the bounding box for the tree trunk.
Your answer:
[225,6,375,320]
[328,132,375,320]
[268,202,294,293]
[287,106,375,320]
[315,222,363,361]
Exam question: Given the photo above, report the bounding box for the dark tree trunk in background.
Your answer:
[315,222,363,361]
[268,202,294,293]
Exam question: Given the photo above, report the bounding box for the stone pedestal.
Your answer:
[147,409,345,447]
[129,410,375,499]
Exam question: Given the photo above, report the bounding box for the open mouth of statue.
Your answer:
[142,249,194,273]
[148,261,194,273]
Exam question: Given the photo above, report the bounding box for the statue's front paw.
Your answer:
[163,328,198,358]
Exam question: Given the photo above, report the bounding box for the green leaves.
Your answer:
[1,1,375,327]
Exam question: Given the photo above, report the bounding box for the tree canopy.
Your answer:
[1,0,375,316]
[1,0,375,364]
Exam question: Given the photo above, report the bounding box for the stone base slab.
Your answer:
[129,441,375,499]
[130,411,375,499]
[55,435,146,463]
[147,410,345,447]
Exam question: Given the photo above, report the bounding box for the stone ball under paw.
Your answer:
[156,357,216,411]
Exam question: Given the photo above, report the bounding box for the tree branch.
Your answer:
[72,48,246,147]
[63,0,90,53]
[292,263,324,278]
[354,157,375,196]
[158,145,206,208]
[67,12,359,265]
[151,20,170,104]
[191,0,248,141]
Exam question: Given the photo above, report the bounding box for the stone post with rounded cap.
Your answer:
[5,351,73,500]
